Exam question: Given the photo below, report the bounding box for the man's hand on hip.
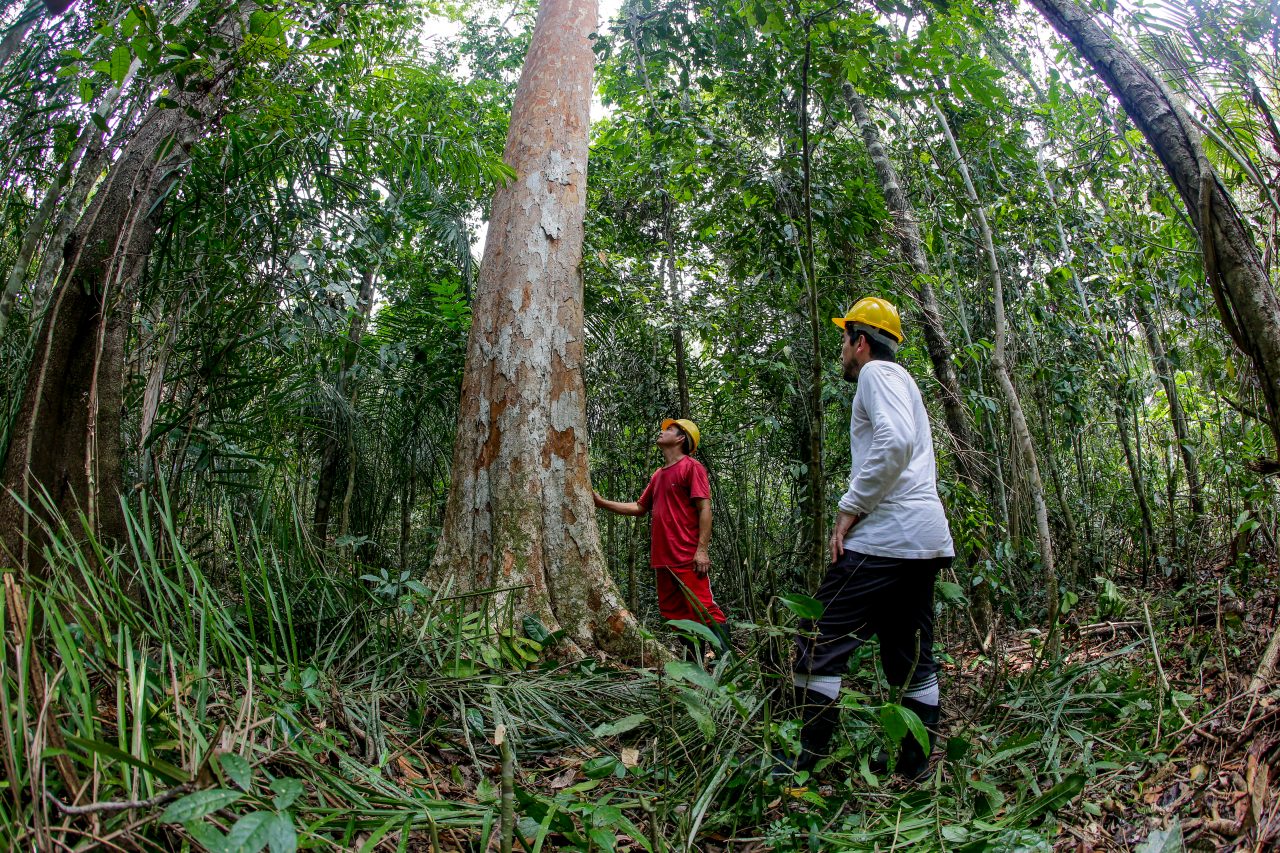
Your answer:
[693,547,711,576]
[829,510,863,562]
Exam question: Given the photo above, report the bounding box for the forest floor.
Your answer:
[7,521,1280,851]
[354,548,1280,852]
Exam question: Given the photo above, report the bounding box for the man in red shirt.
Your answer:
[593,418,730,653]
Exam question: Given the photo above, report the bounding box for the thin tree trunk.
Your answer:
[1031,0,1280,463]
[846,84,993,639]
[1115,397,1155,577]
[1133,295,1205,515]
[624,14,690,419]
[0,124,93,338]
[932,99,1060,655]
[400,467,414,573]
[798,24,824,589]
[429,0,654,660]
[0,0,44,71]
[845,84,981,482]
[664,200,691,421]
[314,268,376,543]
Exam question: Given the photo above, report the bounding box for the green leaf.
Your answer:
[224,811,275,852]
[936,581,966,603]
[184,820,229,851]
[879,703,907,747]
[588,828,618,852]
[665,618,721,649]
[220,753,252,791]
[160,788,243,824]
[779,593,824,621]
[582,755,622,779]
[664,660,715,691]
[263,813,297,853]
[65,735,189,784]
[898,705,930,752]
[522,614,551,644]
[307,37,342,52]
[270,778,303,810]
[676,689,715,737]
[109,44,131,85]
[592,714,648,738]
[1001,774,1086,825]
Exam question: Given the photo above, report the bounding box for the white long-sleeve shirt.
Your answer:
[838,360,955,560]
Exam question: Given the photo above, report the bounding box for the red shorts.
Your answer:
[654,564,726,624]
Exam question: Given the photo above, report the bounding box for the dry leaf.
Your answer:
[621,748,640,768]
[494,724,506,746]
[1247,755,1268,827]
[397,756,424,781]
[549,767,578,789]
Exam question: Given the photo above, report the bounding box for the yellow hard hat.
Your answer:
[661,418,701,452]
[833,296,904,348]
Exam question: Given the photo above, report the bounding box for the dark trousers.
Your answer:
[793,550,951,691]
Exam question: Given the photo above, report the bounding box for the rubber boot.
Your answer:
[895,697,940,782]
[794,687,840,773]
[770,687,840,779]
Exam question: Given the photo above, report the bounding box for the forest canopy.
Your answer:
[1,0,1279,848]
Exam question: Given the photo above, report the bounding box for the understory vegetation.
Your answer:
[6,498,1278,850]
[2,0,1280,848]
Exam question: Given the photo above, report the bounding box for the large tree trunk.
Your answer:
[1031,0,1280,461]
[429,0,654,660]
[0,9,243,572]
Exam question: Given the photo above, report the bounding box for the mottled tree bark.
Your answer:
[429,0,655,660]
[1031,0,1280,461]
[0,8,243,572]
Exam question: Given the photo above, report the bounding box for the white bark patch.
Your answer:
[541,203,565,241]
[550,392,580,431]
[545,150,573,185]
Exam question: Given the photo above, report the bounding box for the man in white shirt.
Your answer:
[789,296,955,782]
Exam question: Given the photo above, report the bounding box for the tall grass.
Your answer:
[2,489,1193,851]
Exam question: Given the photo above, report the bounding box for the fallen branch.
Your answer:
[45,783,194,816]
[1076,620,1143,638]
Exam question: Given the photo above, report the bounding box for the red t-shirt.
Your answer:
[638,456,710,568]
